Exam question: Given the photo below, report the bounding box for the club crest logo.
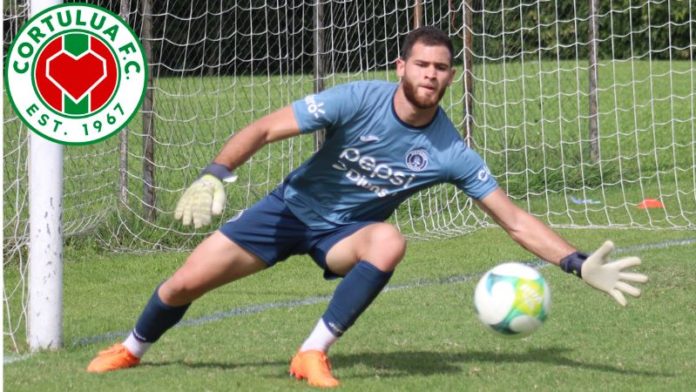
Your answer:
[477,165,492,182]
[5,3,147,145]
[405,148,429,172]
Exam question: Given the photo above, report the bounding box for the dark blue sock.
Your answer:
[322,261,393,337]
[132,286,190,343]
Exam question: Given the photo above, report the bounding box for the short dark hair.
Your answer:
[400,26,454,64]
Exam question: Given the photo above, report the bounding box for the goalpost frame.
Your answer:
[28,0,64,351]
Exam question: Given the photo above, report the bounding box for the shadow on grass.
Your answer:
[143,346,674,378]
[330,347,674,378]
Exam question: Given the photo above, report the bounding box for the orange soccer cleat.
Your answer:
[86,344,140,373]
[289,350,340,388]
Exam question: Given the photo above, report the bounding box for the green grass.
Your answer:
[4,228,696,391]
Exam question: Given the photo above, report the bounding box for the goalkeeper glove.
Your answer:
[174,163,237,229]
[560,240,648,306]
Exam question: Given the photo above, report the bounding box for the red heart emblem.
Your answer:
[47,51,106,101]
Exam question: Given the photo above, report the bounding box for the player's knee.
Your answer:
[365,224,406,270]
[158,276,202,306]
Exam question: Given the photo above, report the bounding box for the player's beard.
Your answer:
[401,77,446,109]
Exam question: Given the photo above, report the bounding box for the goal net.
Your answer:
[4,0,695,353]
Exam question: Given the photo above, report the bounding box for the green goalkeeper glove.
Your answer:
[560,241,649,306]
[174,163,236,229]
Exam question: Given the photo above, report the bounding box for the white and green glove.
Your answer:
[560,240,649,306]
[174,163,237,228]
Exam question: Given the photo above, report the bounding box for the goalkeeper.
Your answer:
[87,26,647,387]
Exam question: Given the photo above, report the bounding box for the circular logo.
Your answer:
[477,165,492,182]
[5,4,147,145]
[405,148,429,172]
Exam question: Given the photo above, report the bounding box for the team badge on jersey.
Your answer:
[405,148,429,172]
[477,165,492,182]
[5,3,147,145]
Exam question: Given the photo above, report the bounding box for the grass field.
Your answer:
[4,227,695,391]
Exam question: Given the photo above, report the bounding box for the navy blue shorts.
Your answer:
[219,185,376,279]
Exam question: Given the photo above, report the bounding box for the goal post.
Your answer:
[27,0,64,352]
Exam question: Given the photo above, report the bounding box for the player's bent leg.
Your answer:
[325,222,407,275]
[319,223,405,336]
[291,223,406,387]
[159,231,268,306]
[87,231,267,373]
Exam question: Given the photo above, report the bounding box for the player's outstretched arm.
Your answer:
[475,189,648,306]
[175,106,301,228]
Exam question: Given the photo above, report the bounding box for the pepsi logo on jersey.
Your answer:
[332,147,416,197]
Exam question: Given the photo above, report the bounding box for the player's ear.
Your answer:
[446,67,456,86]
[396,57,405,79]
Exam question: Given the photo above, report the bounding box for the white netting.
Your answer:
[4,0,695,352]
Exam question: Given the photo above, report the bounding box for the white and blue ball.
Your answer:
[473,263,551,337]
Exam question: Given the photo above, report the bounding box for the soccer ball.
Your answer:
[473,263,551,337]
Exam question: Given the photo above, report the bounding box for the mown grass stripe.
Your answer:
[5,237,694,364]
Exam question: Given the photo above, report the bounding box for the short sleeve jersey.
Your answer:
[287,80,498,229]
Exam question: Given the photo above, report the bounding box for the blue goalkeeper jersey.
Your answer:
[286,80,498,229]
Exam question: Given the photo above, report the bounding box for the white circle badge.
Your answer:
[5,3,147,145]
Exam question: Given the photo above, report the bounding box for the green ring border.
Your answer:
[4,3,148,146]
